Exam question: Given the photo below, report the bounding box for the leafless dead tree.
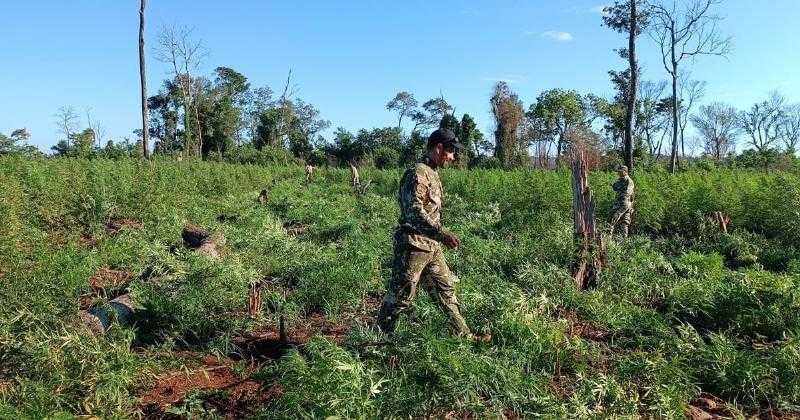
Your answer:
[690,102,739,160]
[780,104,800,153]
[155,25,207,157]
[55,106,80,142]
[678,77,706,158]
[739,91,785,153]
[648,0,731,173]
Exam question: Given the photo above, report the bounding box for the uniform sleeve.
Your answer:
[403,169,447,242]
[625,179,635,199]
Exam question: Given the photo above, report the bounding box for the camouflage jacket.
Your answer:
[612,175,635,209]
[397,160,449,251]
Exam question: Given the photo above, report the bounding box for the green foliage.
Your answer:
[0,129,39,157]
[371,146,400,169]
[262,337,387,419]
[218,144,299,166]
[1,157,799,418]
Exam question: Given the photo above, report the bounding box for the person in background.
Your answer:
[610,165,635,237]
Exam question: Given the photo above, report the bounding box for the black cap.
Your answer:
[427,128,463,150]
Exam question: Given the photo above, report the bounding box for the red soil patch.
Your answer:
[687,393,735,419]
[233,313,345,361]
[89,267,134,291]
[204,381,282,419]
[79,268,134,309]
[106,217,143,235]
[79,233,98,248]
[139,356,241,409]
[139,354,280,419]
[558,309,609,342]
[78,294,96,310]
[755,408,800,420]
[238,294,382,360]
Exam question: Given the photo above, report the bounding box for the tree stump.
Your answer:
[258,189,269,205]
[248,278,268,316]
[570,144,607,290]
[182,224,225,260]
[248,277,287,344]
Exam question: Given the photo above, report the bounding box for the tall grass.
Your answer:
[1,156,798,418]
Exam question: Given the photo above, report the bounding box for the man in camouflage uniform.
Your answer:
[377,128,474,338]
[610,165,635,237]
[304,163,315,182]
[349,161,361,189]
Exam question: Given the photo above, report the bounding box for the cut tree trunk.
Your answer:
[80,294,135,334]
[570,145,607,289]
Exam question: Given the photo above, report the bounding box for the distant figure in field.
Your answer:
[304,163,314,182]
[349,161,360,189]
[610,165,635,237]
[377,129,488,342]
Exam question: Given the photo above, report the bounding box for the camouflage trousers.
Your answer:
[377,232,471,336]
[610,204,633,236]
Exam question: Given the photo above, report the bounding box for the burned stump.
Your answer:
[570,144,607,290]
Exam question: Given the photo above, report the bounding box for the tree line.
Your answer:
[1,0,798,172]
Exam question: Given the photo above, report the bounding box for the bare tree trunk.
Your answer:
[669,70,679,174]
[138,0,150,159]
[570,143,607,289]
[556,134,564,166]
[680,128,685,159]
[624,0,637,173]
[193,98,203,157]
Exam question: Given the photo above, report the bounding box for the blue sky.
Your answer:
[2,0,799,152]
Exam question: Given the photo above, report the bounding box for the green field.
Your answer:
[1,157,799,419]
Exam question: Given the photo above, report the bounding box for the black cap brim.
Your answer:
[444,141,463,150]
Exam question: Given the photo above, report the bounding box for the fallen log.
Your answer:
[80,294,134,334]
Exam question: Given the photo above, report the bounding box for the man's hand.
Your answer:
[442,231,461,249]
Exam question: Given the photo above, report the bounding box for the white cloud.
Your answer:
[540,31,574,42]
[480,74,526,84]
[589,5,610,15]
